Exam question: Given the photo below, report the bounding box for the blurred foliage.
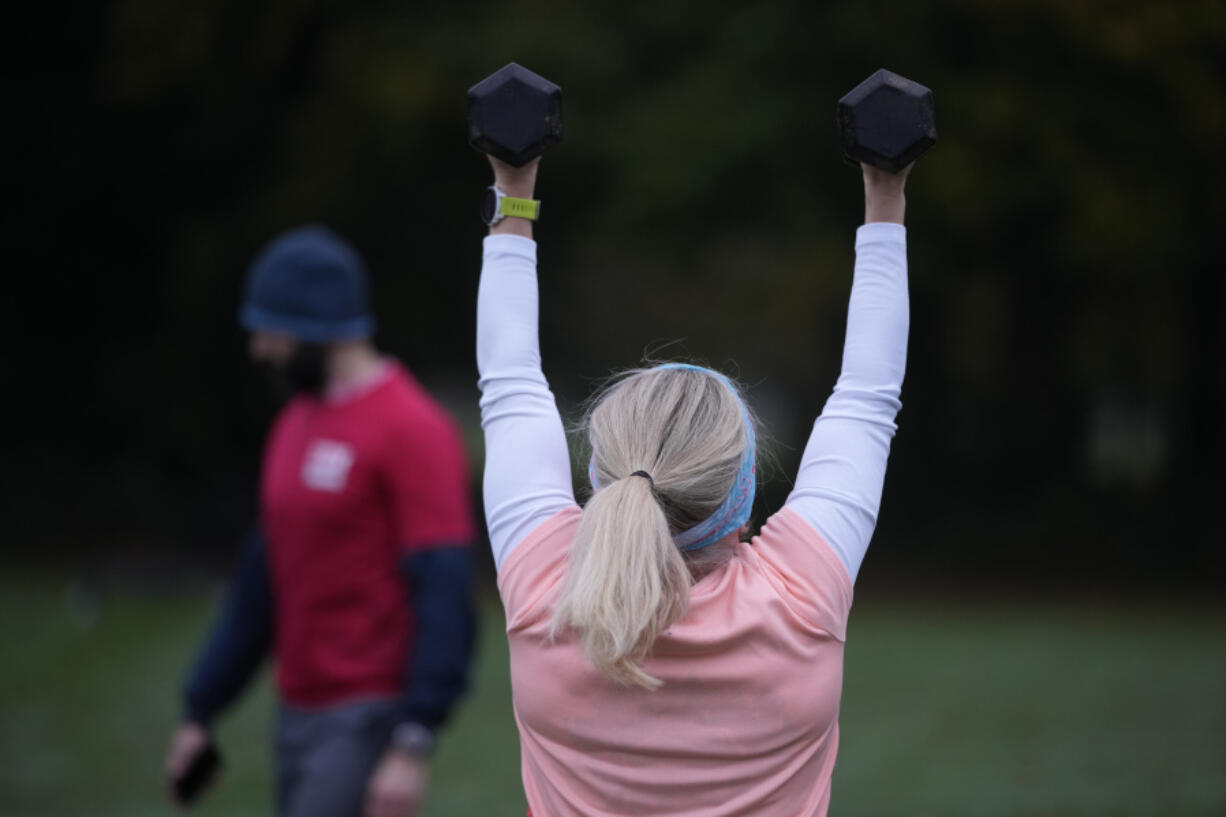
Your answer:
[7,0,1224,583]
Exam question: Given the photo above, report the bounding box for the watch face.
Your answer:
[480,188,498,225]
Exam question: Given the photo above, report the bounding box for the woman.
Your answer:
[477,153,910,817]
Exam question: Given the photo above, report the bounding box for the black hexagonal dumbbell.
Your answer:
[836,69,937,173]
[468,62,563,167]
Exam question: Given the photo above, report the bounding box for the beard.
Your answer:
[264,342,328,400]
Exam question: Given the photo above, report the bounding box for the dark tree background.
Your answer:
[8,0,1224,589]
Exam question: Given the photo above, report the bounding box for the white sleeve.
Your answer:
[476,235,577,570]
[786,222,909,584]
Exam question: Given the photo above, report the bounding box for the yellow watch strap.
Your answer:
[499,196,540,221]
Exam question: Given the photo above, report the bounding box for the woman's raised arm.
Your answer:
[786,165,912,584]
[477,158,577,570]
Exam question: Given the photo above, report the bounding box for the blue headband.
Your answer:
[589,363,757,552]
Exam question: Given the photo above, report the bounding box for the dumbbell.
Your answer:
[836,69,937,173]
[468,63,563,167]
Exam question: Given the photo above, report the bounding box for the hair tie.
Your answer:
[587,363,756,553]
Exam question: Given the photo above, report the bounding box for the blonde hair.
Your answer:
[551,366,753,688]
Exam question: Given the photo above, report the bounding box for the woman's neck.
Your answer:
[685,533,739,582]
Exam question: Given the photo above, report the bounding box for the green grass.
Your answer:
[1,577,1223,816]
[836,599,1226,816]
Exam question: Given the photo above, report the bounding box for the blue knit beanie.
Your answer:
[239,225,376,342]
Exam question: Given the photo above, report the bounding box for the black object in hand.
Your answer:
[173,742,222,806]
[837,69,937,173]
[468,62,563,167]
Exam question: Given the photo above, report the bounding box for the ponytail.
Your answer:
[553,474,690,687]
[551,365,753,688]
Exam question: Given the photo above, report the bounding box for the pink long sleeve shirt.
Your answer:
[500,506,852,817]
[477,224,909,816]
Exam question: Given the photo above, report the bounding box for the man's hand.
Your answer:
[365,750,429,817]
[164,721,213,806]
[863,162,912,225]
[487,156,540,238]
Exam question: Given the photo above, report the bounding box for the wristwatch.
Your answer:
[481,185,540,226]
[390,722,436,757]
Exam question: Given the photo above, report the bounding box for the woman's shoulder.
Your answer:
[739,508,855,641]
[497,505,583,629]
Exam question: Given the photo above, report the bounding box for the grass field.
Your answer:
[1,576,1223,817]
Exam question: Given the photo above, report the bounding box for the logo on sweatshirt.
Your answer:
[301,439,356,492]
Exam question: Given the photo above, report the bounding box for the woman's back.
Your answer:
[500,506,852,817]
[475,154,911,817]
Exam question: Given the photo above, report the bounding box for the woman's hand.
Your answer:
[487,156,540,237]
[488,155,539,197]
[862,163,911,225]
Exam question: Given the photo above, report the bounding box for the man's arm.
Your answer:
[165,527,273,804]
[365,546,476,817]
[182,528,274,724]
[396,546,477,735]
[366,403,479,817]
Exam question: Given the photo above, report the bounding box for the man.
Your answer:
[164,225,477,817]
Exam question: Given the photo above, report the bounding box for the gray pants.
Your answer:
[275,698,399,817]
